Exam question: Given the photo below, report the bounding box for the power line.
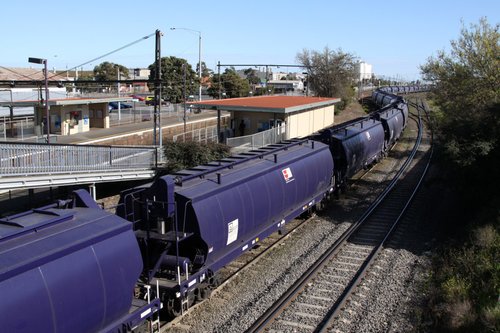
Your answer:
[0,66,37,81]
[47,32,157,80]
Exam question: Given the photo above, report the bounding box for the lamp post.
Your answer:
[29,57,50,143]
[182,63,187,138]
[170,27,202,101]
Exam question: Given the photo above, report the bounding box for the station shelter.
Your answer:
[32,97,133,136]
[191,95,340,140]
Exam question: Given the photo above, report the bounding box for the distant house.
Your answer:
[267,80,304,93]
[0,67,70,117]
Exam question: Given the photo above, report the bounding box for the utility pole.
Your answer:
[153,29,162,153]
[217,61,221,100]
[117,68,121,121]
[183,63,187,136]
[169,27,202,101]
[28,57,50,143]
[197,33,202,101]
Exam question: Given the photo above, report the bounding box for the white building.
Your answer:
[357,61,373,81]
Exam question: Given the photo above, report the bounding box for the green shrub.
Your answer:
[163,141,231,173]
[481,303,500,332]
[429,223,500,332]
[442,276,470,302]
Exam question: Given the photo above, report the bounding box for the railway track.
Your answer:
[161,212,313,331]
[161,136,411,332]
[246,100,432,333]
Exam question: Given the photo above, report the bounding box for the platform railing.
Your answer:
[172,125,218,143]
[0,116,35,141]
[0,142,157,176]
[226,125,286,151]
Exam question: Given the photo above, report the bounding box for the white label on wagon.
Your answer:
[188,279,197,287]
[282,167,294,183]
[227,219,239,245]
[140,308,152,318]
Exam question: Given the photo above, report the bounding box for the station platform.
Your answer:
[53,110,224,145]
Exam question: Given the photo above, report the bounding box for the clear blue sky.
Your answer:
[2,0,498,81]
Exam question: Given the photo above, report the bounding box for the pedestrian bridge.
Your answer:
[0,142,158,192]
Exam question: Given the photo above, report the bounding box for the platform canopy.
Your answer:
[191,95,340,114]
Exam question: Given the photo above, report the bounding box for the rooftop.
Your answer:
[0,97,134,108]
[191,95,340,114]
[0,67,69,81]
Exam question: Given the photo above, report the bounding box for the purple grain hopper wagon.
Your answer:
[318,118,385,190]
[371,105,405,152]
[0,190,159,333]
[118,140,334,316]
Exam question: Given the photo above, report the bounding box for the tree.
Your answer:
[243,68,261,85]
[149,56,197,103]
[296,47,358,109]
[420,19,500,333]
[207,73,222,99]
[75,72,99,94]
[196,61,212,79]
[421,18,500,168]
[207,68,250,98]
[94,61,129,82]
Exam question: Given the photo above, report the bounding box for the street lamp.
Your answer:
[170,27,202,101]
[28,57,50,143]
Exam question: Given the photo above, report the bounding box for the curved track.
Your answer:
[246,100,432,333]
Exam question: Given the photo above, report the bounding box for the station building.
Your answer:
[191,95,340,140]
[2,97,133,136]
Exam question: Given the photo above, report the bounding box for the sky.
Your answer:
[1,0,498,81]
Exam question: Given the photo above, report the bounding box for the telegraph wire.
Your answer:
[0,66,37,81]
[44,31,157,80]
[48,31,156,79]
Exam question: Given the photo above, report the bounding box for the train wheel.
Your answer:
[315,200,325,212]
[200,286,213,300]
[166,298,183,317]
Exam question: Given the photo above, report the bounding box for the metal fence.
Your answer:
[109,103,186,127]
[0,117,35,141]
[226,125,286,152]
[0,142,157,176]
[172,125,219,143]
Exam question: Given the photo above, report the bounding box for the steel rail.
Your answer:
[246,103,426,333]
[315,99,433,332]
[161,214,316,331]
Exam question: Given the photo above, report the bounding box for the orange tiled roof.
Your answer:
[191,95,339,113]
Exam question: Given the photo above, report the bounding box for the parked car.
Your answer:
[130,94,145,102]
[145,97,168,106]
[109,102,133,111]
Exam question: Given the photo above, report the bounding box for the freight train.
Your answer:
[0,86,427,332]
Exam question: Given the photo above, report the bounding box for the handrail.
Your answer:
[226,125,286,150]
